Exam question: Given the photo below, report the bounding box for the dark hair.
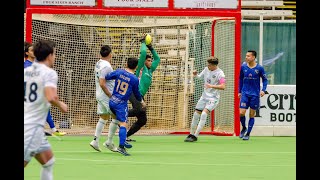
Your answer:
[100,45,112,57]
[247,50,257,58]
[207,56,219,65]
[33,40,56,62]
[24,41,32,58]
[146,55,152,59]
[127,57,138,69]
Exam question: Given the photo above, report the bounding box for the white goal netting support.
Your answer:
[25,8,241,136]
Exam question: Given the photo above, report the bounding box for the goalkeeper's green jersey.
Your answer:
[135,42,160,97]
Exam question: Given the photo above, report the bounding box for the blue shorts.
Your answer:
[109,100,128,123]
[240,94,260,110]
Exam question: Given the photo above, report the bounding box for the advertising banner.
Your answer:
[174,0,238,9]
[30,0,96,6]
[105,0,168,8]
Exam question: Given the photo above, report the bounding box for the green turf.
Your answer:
[24,136,296,180]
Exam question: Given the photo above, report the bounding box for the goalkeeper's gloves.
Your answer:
[139,33,147,43]
[146,44,154,51]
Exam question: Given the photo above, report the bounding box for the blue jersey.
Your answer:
[24,60,33,68]
[239,63,268,97]
[106,69,142,104]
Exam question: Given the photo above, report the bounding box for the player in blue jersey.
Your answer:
[238,50,268,140]
[105,57,146,156]
[24,41,66,137]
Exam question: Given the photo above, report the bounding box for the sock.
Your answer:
[41,157,54,180]
[46,111,55,129]
[51,127,57,133]
[240,116,246,129]
[194,112,208,137]
[247,118,255,136]
[106,119,119,144]
[119,126,127,146]
[93,118,106,141]
[190,112,200,135]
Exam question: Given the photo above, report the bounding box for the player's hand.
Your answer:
[146,44,154,51]
[58,101,68,113]
[238,93,242,99]
[139,33,147,43]
[141,100,146,109]
[260,91,265,97]
[193,70,198,76]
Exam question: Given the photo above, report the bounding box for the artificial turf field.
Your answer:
[24,136,296,180]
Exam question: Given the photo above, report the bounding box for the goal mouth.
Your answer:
[25,2,241,136]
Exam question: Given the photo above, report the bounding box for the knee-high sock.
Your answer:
[194,112,208,137]
[46,111,56,132]
[119,126,127,146]
[94,118,106,141]
[41,157,54,180]
[240,116,246,129]
[106,119,119,144]
[247,118,255,135]
[190,112,200,135]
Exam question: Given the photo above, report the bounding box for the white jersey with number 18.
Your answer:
[24,62,58,127]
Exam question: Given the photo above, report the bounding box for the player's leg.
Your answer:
[184,97,205,142]
[103,115,119,152]
[193,98,218,141]
[110,101,131,156]
[239,94,249,138]
[127,94,144,141]
[25,126,43,168]
[126,110,147,141]
[243,96,259,140]
[46,110,66,136]
[35,135,54,180]
[128,93,141,117]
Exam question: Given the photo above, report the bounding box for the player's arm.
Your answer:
[132,77,142,102]
[238,66,244,98]
[260,66,268,97]
[99,66,113,97]
[194,68,205,80]
[135,42,148,77]
[44,70,68,113]
[147,44,160,72]
[105,70,118,80]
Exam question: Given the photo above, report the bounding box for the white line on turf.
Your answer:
[56,157,295,167]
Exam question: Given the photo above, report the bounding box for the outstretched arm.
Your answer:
[135,42,148,77]
[148,45,160,72]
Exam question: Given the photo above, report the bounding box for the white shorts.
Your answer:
[195,96,219,112]
[24,125,51,162]
[97,99,112,115]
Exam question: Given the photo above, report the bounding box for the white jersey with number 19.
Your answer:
[24,62,58,127]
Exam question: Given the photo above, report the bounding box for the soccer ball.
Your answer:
[145,34,152,45]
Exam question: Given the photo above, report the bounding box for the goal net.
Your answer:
[25,14,238,135]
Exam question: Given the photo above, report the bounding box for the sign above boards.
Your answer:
[29,0,239,9]
[104,0,169,8]
[30,0,96,6]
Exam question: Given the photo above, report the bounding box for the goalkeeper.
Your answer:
[126,35,160,142]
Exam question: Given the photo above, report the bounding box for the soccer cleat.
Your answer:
[52,130,67,136]
[103,142,118,152]
[126,137,136,142]
[89,140,101,152]
[124,141,133,149]
[242,135,250,140]
[44,131,52,136]
[184,134,198,142]
[117,147,131,156]
[239,128,247,139]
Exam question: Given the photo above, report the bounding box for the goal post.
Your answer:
[25,0,241,136]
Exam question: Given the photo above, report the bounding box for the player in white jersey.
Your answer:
[24,40,68,180]
[184,56,226,142]
[89,45,118,152]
